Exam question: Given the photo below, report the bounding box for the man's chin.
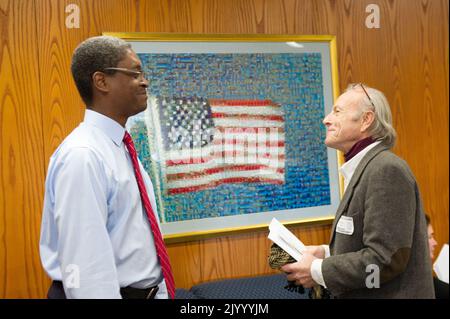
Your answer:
[324,138,335,148]
[325,140,344,152]
[128,104,148,117]
[137,103,148,112]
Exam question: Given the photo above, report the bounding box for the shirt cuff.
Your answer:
[322,245,330,258]
[311,259,327,288]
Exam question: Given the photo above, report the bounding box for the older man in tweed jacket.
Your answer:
[281,84,434,298]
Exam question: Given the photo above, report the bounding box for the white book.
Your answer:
[268,217,306,261]
[433,244,449,284]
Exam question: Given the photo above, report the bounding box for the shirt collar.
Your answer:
[344,136,375,162]
[339,140,382,189]
[83,109,125,146]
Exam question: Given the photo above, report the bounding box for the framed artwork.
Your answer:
[104,33,342,242]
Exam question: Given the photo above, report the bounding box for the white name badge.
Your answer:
[336,216,354,235]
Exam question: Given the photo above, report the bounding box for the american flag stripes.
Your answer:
[155,97,285,195]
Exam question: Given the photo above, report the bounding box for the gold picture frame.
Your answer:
[104,32,343,243]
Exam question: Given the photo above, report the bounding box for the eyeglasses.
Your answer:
[352,83,375,108]
[103,67,148,81]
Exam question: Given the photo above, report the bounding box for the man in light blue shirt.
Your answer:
[40,36,173,299]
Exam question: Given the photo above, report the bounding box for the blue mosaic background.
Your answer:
[129,53,330,222]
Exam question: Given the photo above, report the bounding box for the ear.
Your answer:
[92,71,110,94]
[360,110,375,132]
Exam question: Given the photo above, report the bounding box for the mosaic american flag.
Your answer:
[128,52,333,223]
[156,96,285,195]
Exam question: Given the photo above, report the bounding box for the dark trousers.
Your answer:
[48,281,159,299]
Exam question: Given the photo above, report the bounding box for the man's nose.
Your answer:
[140,76,149,87]
[323,113,331,125]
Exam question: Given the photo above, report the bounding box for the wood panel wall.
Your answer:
[0,0,48,298]
[0,0,448,297]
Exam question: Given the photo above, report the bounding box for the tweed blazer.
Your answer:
[322,143,435,298]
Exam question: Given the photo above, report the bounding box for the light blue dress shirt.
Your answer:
[40,109,168,299]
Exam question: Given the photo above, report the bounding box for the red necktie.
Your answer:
[123,131,175,299]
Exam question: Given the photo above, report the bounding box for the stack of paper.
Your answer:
[433,244,449,284]
[268,218,306,261]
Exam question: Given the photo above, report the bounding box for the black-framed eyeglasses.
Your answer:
[103,67,148,81]
[352,83,375,108]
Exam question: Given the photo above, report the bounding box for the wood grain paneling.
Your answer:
[0,0,447,297]
[166,240,202,289]
[0,0,47,298]
[172,223,332,288]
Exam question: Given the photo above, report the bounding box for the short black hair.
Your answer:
[70,36,131,105]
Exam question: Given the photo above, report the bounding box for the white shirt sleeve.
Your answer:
[322,245,330,258]
[311,259,327,288]
[53,148,122,298]
[310,245,330,287]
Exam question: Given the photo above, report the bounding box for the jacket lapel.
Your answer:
[329,143,390,244]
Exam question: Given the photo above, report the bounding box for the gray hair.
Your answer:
[346,84,397,148]
[71,36,132,106]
